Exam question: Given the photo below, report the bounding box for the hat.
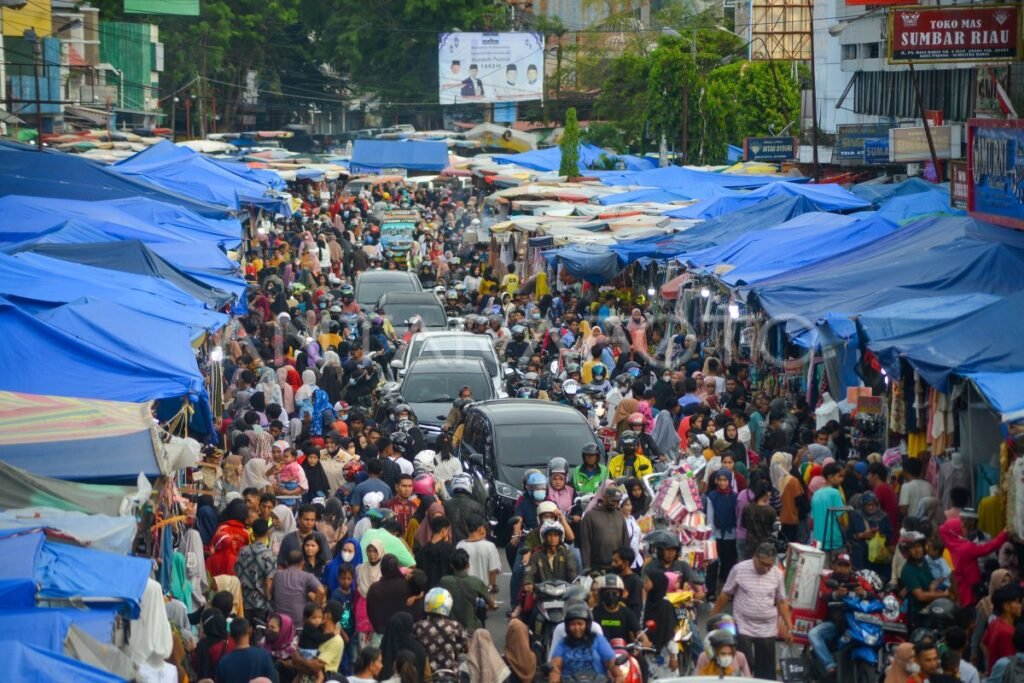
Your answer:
[713,438,730,453]
[834,552,852,565]
[334,401,350,412]
[960,507,979,520]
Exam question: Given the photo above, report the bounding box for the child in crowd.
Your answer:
[925,537,951,592]
[298,603,330,659]
[330,564,359,675]
[277,447,308,493]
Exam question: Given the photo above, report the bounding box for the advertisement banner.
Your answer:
[863,138,891,165]
[950,160,969,209]
[836,123,892,161]
[889,126,962,162]
[967,119,1024,230]
[439,32,544,105]
[888,5,1022,64]
[975,66,1011,117]
[743,136,798,162]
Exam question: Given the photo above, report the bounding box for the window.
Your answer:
[865,42,880,58]
[842,44,857,60]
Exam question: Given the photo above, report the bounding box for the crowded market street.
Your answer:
[0,1,1023,682]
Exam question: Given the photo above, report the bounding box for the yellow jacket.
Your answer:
[608,452,654,479]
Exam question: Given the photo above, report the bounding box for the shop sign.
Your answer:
[863,138,890,165]
[836,123,891,161]
[888,5,1022,64]
[975,66,1011,117]
[949,160,968,210]
[743,136,798,162]
[888,126,962,162]
[967,118,1024,230]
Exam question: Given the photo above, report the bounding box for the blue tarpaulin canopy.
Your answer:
[542,244,622,284]
[597,165,807,190]
[350,139,449,173]
[0,640,123,683]
[851,177,949,207]
[493,143,655,173]
[665,181,870,219]
[598,185,733,205]
[0,140,232,218]
[113,140,288,214]
[207,156,288,190]
[0,608,116,651]
[0,194,242,249]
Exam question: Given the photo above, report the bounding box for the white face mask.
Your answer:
[341,550,355,563]
[716,654,733,669]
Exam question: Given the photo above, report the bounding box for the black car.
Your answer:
[376,291,448,331]
[354,270,421,312]
[400,357,495,444]
[456,399,604,542]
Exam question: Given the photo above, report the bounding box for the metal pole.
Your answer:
[908,63,941,177]
[808,0,820,179]
[31,34,42,151]
[681,85,689,165]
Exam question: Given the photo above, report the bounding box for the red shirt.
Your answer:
[983,618,1016,674]
[874,483,900,538]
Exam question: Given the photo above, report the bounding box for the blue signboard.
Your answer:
[494,102,518,124]
[863,138,890,165]
[743,136,797,162]
[967,118,1024,230]
[836,123,891,161]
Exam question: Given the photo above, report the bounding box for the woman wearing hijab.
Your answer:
[650,410,681,461]
[269,504,297,557]
[770,452,803,542]
[240,458,273,493]
[276,366,296,415]
[379,612,428,681]
[356,538,384,648]
[915,497,945,537]
[504,618,536,683]
[643,569,679,674]
[195,495,219,547]
[325,538,363,596]
[259,612,297,663]
[367,554,415,635]
[466,628,510,683]
[319,351,345,405]
[849,491,893,578]
[612,397,641,436]
[193,608,233,679]
[295,369,318,410]
[624,477,649,518]
[301,449,331,504]
[206,499,250,577]
[705,468,739,597]
[973,568,1014,671]
[939,517,1009,607]
[257,366,283,409]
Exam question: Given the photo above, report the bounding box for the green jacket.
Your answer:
[571,464,609,496]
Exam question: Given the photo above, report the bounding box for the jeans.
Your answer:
[737,633,777,680]
[808,621,839,670]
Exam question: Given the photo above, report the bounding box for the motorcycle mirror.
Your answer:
[614,654,630,667]
[468,453,484,467]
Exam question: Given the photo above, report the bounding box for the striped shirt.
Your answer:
[722,559,786,638]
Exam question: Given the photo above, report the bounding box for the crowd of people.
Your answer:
[164,174,1023,683]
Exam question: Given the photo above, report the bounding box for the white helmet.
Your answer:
[451,473,474,495]
[540,520,565,540]
[414,449,438,473]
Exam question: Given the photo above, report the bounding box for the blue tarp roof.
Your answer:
[0,140,232,218]
[598,185,733,205]
[611,194,822,265]
[0,298,206,403]
[8,240,235,309]
[206,156,288,190]
[493,143,655,173]
[0,194,242,249]
[871,187,963,224]
[850,177,949,207]
[597,165,807,190]
[665,181,870,219]
[542,244,622,284]
[113,140,289,214]
[0,608,116,651]
[684,211,893,286]
[0,253,228,334]
[0,530,149,618]
[0,640,124,683]
[350,139,448,173]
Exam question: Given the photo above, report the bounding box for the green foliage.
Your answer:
[592,52,649,152]
[583,122,626,153]
[560,107,580,177]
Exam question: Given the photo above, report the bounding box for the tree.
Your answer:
[560,107,580,177]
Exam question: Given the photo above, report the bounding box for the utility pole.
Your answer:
[681,85,689,165]
[807,0,820,179]
[24,29,42,150]
[908,63,941,178]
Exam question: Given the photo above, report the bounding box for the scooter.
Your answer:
[668,589,701,677]
[832,590,887,683]
[607,625,655,683]
[532,579,571,658]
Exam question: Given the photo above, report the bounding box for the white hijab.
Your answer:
[240,458,272,490]
[294,369,317,403]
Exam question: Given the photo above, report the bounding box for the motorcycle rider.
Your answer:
[900,531,950,625]
[624,411,662,461]
[443,473,485,544]
[546,457,576,517]
[504,324,532,367]
[643,534,704,586]
[608,431,654,479]
[807,552,870,677]
[586,364,612,395]
[339,284,360,314]
[571,443,610,497]
[549,603,625,683]
[579,485,630,573]
[696,620,752,677]
[591,574,651,648]
[523,521,579,594]
[487,314,511,357]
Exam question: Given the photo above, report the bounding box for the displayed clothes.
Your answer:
[928,389,955,456]
[978,494,1005,540]
[936,452,971,509]
[976,462,1001,511]
[906,432,928,460]
[815,392,841,431]
[888,382,906,435]
[1009,457,1024,540]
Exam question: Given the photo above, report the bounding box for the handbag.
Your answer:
[868,531,892,564]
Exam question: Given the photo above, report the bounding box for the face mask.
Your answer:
[906,663,921,675]
[532,489,546,501]
[601,592,619,608]
[716,654,733,669]
[341,550,355,563]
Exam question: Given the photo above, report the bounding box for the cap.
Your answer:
[960,507,979,520]
[834,552,852,565]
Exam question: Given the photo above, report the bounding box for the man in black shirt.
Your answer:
[591,574,645,644]
[611,547,645,620]
[216,617,279,683]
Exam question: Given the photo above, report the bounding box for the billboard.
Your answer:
[888,5,1022,64]
[949,160,969,210]
[439,32,544,105]
[836,123,892,162]
[889,126,962,162]
[967,118,1024,230]
[863,138,891,165]
[744,136,797,161]
[750,0,811,61]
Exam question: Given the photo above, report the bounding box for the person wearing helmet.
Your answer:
[807,551,870,676]
[546,457,575,516]
[571,443,609,497]
[586,362,612,394]
[900,530,951,619]
[608,430,654,479]
[642,530,704,587]
[564,362,583,384]
[524,520,579,595]
[487,314,511,357]
[696,622,751,676]
[504,323,532,367]
[414,449,438,475]
[579,485,630,573]
[591,573,651,649]
[443,473,485,544]
[549,602,623,683]
[339,284,360,314]
[413,587,469,674]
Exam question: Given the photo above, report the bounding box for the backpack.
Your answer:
[1001,654,1024,683]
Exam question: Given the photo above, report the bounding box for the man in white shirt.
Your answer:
[898,457,934,518]
[455,514,501,593]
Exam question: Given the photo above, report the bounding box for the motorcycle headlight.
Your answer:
[495,482,520,500]
[883,595,901,621]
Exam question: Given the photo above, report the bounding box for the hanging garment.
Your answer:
[1009,458,1024,540]
[907,432,928,460]
[978,494,1005,540]
[937,453,971,509]
[976,462,1001,512]
[889,382,907,435]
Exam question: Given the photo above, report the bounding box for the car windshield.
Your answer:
[493,420,590,483]
[382,304,446,328]
[403,371,493,403]
[418,339,497,375]
[357,278,416,305]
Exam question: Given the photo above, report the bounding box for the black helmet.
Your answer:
[511,324,526,341]
[619,430,638,449]
[592,364,607,379]
[391,430,411,454]
[563,601,592,627]
[645,529,681,552]
[581,443,600,457]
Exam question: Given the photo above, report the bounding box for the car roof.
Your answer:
[406,357,488,373]
[356,271,419,284]
[413,331,491,345]
[469,399,591,426]
[378,291,441,304]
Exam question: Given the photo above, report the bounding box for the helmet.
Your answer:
[523,371,539,386]
[451,473,474,495]
[704,627,738,659]
[424,587,454,616]
[563,602,591,627]
[565,362,581,375]
[525,471,548,490]
[627,412,645,428]
[898,530,927,553]
[882,595,901,622]
[433,285,445,296]
[581,443,600,457]
[516,386,539,399]
[537,501,559,518]
[562,379,580,396]
[454,282,466,292]
[645,529,681,552]
[406,314,422,328]
[548,457,569,476]
[488,314,503,327]
[597,574,625,592]
[390,430,411,454]
[592,364,607,380]
[619,430,639,450]
[393,403,412,418]
[574,394,593,410]
[412,473,436,496]
[414,450,438,473]
[540,520,565,540]
[856,568,884,593]
[921,597,957,628]
[603,485,625,503]
[446,289,458,301]
[511,324,526,341]
[340,284,354,299]
[705,614,738,639]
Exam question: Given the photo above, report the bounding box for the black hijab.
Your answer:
[379,612,427,680]
[643,569,677,652]
[302,454,331,502]
[196,495,218,545]
[625,477,649,517]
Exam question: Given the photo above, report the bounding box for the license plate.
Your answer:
[855,613,883,626]
[543,600,564,610]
